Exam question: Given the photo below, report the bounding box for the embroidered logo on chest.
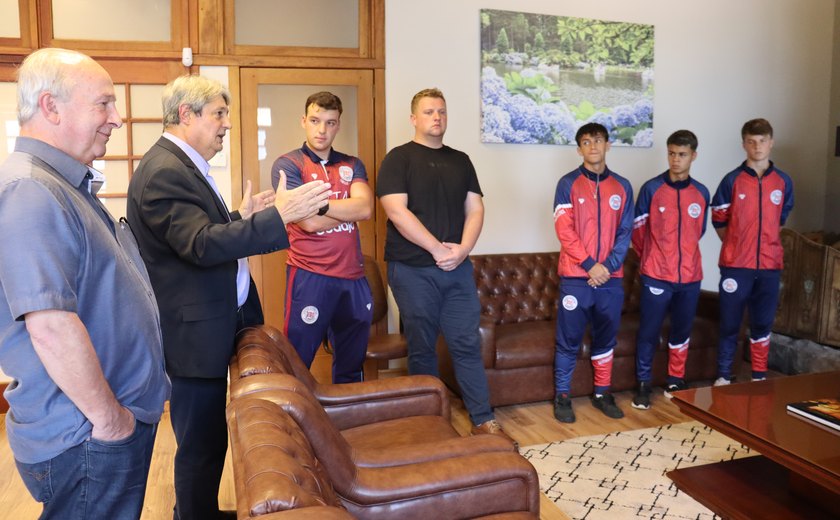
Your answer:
[658,206,666,213]
[609,194,622,211]
[738,193,746,200]
[770,189,782,205]
[339,165,353,184]
[687,203,702,219]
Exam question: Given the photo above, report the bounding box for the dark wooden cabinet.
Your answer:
[774,228,840,347]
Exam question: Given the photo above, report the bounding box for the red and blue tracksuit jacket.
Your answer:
[711,161,793,270]
[553,166,634,280]
[632,172,710,283]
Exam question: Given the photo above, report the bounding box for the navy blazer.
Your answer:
[127,137,288,378]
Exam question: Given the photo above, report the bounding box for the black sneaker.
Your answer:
[553,394,576,423]
[632,382,651,410]
[663,380,687,399]
[591,393,624,419]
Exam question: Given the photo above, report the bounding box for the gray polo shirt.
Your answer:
[0,137,170,464]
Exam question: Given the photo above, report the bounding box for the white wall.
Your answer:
[385,0,835,289]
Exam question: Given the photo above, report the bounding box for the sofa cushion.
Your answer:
[473,253,560,325]
[494,321,555,369]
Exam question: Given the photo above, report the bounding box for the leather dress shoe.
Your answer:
[470,419,519,451]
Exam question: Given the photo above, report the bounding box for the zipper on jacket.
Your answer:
[677,187,682,284]
[756,175,763,269]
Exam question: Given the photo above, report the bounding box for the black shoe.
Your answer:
[632,381,651,410]
[591,393,624,419]
[553,394,576,423]
[663,379,687,399]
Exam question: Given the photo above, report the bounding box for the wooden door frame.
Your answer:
[238,67,378,328]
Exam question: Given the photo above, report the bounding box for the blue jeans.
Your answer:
[388,260,494,425]
[15,418,156,520]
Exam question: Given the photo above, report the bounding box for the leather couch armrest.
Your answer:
[479,315,497,369]
[315,375,451,428]
[246,507,356,519]
[230,373,450,429]
[349,451,539,515]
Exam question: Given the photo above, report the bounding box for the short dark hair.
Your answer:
[741,118,773,139]
[305,91,342,115]
[666,129,698,151]
[575,123,609,146]
[411,88,445,114]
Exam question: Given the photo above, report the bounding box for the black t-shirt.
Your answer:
[376,141,483,266]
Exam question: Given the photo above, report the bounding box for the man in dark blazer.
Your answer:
[127,74,330,520]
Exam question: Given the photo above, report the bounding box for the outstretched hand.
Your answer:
[238,180,276,219]
[274,170,331,224]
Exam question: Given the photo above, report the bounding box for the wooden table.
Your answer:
[668,371,840,520]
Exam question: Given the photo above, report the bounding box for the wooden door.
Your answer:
[239,68,376,329]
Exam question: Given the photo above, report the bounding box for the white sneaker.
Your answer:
[713,377,731,386]
[752,377,766,382]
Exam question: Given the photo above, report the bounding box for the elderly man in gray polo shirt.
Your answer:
[0,48,169,519]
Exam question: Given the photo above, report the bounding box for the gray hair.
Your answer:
[162,75,231,127]
[16,48,96,125]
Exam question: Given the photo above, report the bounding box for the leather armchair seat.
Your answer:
[437,250,743,406]
[227,391,540,520]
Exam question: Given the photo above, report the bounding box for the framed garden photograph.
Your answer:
[480,9,655,147]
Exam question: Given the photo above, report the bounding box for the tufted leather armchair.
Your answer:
[227,391,540,519]
[437,250,742,406]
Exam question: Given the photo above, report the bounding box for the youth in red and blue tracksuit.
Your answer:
[553,166,634,396]
[632,172,710,388]
[711,161,793,381]
[271,143,372,383]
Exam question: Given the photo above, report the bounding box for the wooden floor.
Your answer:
[1,349,750,519]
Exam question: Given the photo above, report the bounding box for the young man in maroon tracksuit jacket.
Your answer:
[711,118,793,385]
[631,130,710,409]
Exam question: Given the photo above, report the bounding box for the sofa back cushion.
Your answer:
[472,249,643,324]
[472,252,560,325]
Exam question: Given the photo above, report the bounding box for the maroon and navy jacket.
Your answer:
[711,161,793,270]
[632,172,710,284]
[271,143,368,279]
[553,166,634,279]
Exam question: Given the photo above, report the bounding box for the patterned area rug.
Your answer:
[522,421,754,520]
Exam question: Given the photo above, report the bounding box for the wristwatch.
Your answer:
[317,202,330,216]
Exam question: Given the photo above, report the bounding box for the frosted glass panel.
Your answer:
[94,160,129,195]
[130,84,165,119]
[0,82,17,166]
[235,0,358,48]
[101,197,127,221]
[133,123,162,156]
[0,0,20,38]
[114,84,126,119]
[106,124,128,156]
[52,0,171,42]
[256,85,358,192]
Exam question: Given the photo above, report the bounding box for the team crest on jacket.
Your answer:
[562,295,578,311]
[770,189,782,205]
[301,305,319,324]
[609,194,621,210]
[721,278,738,293]
[339,166,353,184]
[688,203,702,219]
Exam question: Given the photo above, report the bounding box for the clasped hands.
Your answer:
[433,242,469,271]
[237,171,331,223]
[587,262,611,287]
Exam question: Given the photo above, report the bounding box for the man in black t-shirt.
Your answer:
[377,88,515,448]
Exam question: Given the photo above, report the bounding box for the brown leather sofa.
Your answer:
[437,250,742,407]
[228,390,540,518]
